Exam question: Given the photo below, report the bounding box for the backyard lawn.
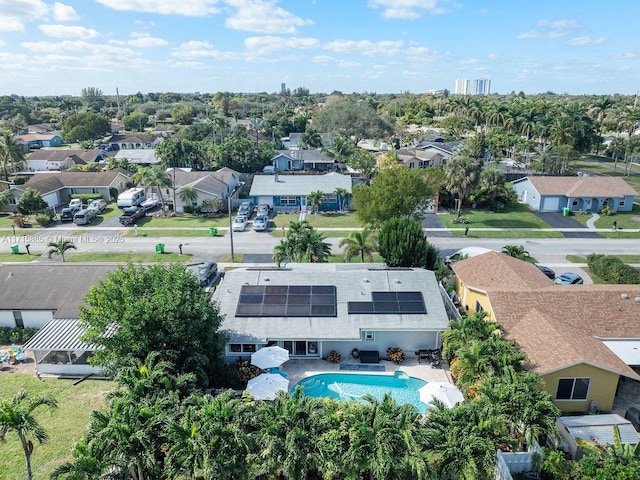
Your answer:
[0,375,111,480]
[441,204,551,229]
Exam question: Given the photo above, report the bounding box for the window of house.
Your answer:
[572,199,578,206]
[325,194,337,204]
[556,378,590,400]
[13,311,24,329]
[228,344,257,353]
[475,301,484,312]
[363,331,375,341]
[620,199,626,207]
[280,196,297,206]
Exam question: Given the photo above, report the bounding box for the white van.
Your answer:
[117,188,146,208]
[444,246,495,265]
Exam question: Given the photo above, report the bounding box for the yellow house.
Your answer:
[451,252,640,413]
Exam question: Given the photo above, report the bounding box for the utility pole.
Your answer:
[116,87,121,119]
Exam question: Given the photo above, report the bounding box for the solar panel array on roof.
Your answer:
[236,285,337,317]
[348,291,427,315]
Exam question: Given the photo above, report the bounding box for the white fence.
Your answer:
[439,283,461,320]
[495,442,542,480]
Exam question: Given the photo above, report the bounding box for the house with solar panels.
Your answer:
[212,264,450,362]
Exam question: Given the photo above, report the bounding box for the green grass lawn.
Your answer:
[440,204,551,229]
[571,204,640,230]
[567,254,640,264]
[139,214,230,228]
[449,229,563,239]
[327,253,385,263]
[0,252,40,262]
[120,228,220,237]
[65,252,192,262]
[271,211,362,229]
[0,375,112,480]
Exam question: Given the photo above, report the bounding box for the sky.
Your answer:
[0,0,639,97]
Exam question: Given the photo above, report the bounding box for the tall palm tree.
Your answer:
[0,390,58,480]
[306,190,325,213]
[47,239,76,262]
[141,165,172,216]
[333,186,350,211]
[443,154,481,218]
[501,244,530,260]
[178,186,199,209]
[0,130,26,181]
[533,144,555,173]
[339,226,377,262]
[273,220,331,265]
[50,441,106,480]
[248,117,264,147]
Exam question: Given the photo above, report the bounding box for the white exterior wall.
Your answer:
[175,190,221,213]
[42,191,61,208]
[322,331,439,360]
[512,179,541,210]
[0,310,53,328]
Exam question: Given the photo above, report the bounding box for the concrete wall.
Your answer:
[542,363,619,412]
[0,310,53,328]
[322,331,440,360]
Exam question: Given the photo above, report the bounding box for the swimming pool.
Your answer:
[293,372,429,414]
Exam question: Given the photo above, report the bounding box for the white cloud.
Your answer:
[95,0,220,16]
[367,0,450,20]
[518,18,580,40]
[567,36,605,47]
[0,0,48,31]
[486,53,498,60]
[38,24,99,39]
[339,60,361,68]
[127,32,168,47]
[244,36,319,54]
[171,41,236,60]
[517,31,541,39]
[537,19,579,29]
[324,40,404,57]
[225,0,312,34]
[52,2,80,21]
[312,55,336,63]
[21,40,136,58]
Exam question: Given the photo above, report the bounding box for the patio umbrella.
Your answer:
[246,373,290,400]
[251,346,290,370]
[419,382,465,409]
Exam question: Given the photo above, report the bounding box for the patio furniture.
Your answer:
[359,350,380,364]
[246,373,289,400]
[251,346,290,370]
[419,382,464,408]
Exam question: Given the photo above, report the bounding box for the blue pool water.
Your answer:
[293,372,428,414]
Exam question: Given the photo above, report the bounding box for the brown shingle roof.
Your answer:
[28,149,103,163]
[19,169,130,194]
[526,176,637,197]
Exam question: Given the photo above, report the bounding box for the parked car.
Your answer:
[60,207,75,222]
[444,247,494,265]
[68,198,83,211]
[232,215,248,232]
[237,201,253,217]
[87,198,107,214]
[140,193,159,211]
[119,206,145,226]
[253,215,268,232]
[73,208,97,225]
[625,407,640,432]
[256,204,270,217]
[187,262,218,286]
[554,272,584,285]
[535,264,556,280]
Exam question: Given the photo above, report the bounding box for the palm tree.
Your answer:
[273,220,331,265]
[339,226,377,262]
[248,117,264,147]
[444,154,481,218]
[47,238,76,262]
[306,190,325,213]
[0,390,58,480]
[0,130,26,181]
[50,441,106,480]
[533,144,555,173]
[178,186,198,210]
[141,165,172,216]
[0,189,12,211]
[501,244,530,260]
[333,186,351,211]
[324,136,355,172]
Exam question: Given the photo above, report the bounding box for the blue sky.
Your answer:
[0,0,638,96]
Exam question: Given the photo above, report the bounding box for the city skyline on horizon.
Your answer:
[1,0,639,97]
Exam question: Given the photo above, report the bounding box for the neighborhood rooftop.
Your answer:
[522,176,637,197]
[249,172,352,197]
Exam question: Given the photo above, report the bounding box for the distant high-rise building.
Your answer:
[455,78,470,95]
[281,83,286,93]
[473,78,491,95]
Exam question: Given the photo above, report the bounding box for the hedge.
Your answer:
[0,326,39,344]
[70,193,105,202]
[587,253,640,284]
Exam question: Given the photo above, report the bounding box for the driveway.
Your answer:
[533,212,602,238]
[422,213,453,238]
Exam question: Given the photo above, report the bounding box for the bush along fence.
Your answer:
[587,254,640,284]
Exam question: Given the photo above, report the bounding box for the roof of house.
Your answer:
[453,252,640,380]
[18,133,60,141]
[27,149,104,163]
[273,150,336,164]
[559,414,639,446]
[518,176,637,197]
[22,318,105,351]
[250,172,352,197]
[416,140,464,154]
[107,134,155,144]
[114,149,161,164]
[451,251,553,292]
[0,264,117,319]
[168,167,239,192]
[212,264,449,343]
[17,169,131,194]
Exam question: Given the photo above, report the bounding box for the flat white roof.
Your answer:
[559,414,639,445]
[602,339,640,366]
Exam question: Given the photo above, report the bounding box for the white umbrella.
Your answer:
[251,346,290,370]
[419,382,465,409]
[246,373,289,400]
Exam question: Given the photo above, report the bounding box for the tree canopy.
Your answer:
[79,263,229,387]
[312,99,393,145]
[17,188,47,215]
[352,167,434,225]
[61,112,110,142]
[377,217,429,267]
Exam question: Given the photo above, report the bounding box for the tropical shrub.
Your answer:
[599,205,614,216]
[386,347,405,364]
[35,213,51,226]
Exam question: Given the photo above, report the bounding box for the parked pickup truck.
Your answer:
[119,206,145,226]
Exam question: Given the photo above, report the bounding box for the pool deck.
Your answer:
[280,357,452,389]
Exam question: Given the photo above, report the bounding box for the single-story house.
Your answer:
[212,264,450,362]
[166,167,241,213]
[151,125,174,137]
[114,149,162,166]
[413,140,464,166]
[0,264,118,376]
[512,176,637,213]
[271,150,338,172]
[556,414,639,459]
[18,132,62,149]
[249,172,352,212]
[107,134,161,150]
[27,148,107,171]
[11,168,131,209]
[451,251,640,412]
[397,147,450,169]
